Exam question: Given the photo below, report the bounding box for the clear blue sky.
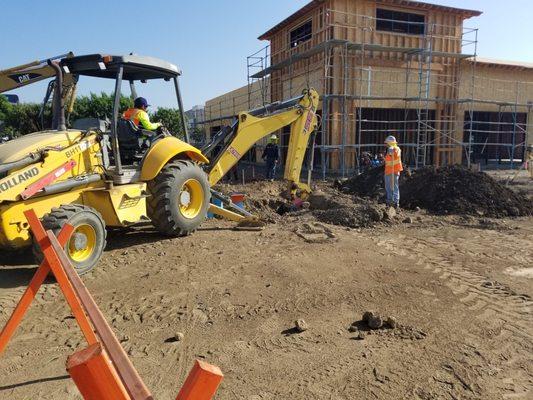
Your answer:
[2,0,532,110]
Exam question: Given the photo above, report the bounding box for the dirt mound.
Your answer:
[336,166,385,199]
[401,166,531,217]
[216,181,391,228]
[215,181,289,222]
[309,189,384,228]
[337,165,531,218]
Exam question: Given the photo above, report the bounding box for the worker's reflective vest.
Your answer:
[384,146,403,175]
[122,108,142,126]
[122,108,161,131]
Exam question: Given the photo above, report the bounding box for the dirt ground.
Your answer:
[0,171,532,399]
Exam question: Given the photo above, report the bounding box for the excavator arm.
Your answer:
[0,53,73,94]
[0,53,78,124]
[205,88,319,194]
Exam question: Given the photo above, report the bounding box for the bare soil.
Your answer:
[0,173,532,399]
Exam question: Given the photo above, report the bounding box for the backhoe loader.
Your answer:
[0,53,318,274]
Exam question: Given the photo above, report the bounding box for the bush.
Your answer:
[0,92,187,139]
[70,92,133,122]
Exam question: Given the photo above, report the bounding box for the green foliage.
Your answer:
[0,92,189,140]
[190,126,206,145]
[70,92,133,122]
[151,107,185,138]
[0,94,52,138]
[0,95,12,122]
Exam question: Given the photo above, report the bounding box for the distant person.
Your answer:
[262,134,280,181]
[227,163,239,183]
[360,152,372,171]
[384,135,403,208]
[122,97,162,131]
[527,145,533,180]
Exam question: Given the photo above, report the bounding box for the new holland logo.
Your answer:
[0,167,39,194]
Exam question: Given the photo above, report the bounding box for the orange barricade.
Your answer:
[0,209,223,399]
[176,360,224,400]
[67,343,130,400]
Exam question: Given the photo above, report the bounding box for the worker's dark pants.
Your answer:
[384,173,400,206]
[266,160,277,180]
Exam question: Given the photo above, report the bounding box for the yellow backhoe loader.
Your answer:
[0,53,318,274]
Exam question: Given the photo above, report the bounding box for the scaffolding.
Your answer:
[243,8,533,177]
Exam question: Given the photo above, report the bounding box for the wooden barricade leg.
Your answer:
[0,215,75,355]
[24,210,99,346]
[67,343,130,400]
[176,360,223,400]
[47,232,153,400]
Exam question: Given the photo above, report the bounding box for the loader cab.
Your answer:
[59,54,189,182]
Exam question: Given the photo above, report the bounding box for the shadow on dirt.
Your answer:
[0,374,70,391]
[0,249,34,267]
[104,227,168,251]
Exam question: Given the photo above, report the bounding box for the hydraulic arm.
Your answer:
[0,53,73,94]
[204,88,319,194]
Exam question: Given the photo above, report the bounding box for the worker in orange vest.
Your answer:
[527,145,533,180]
[384,135,403,208]
[122,97,162,131]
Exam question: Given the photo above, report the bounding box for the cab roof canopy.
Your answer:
[60,54,181,81]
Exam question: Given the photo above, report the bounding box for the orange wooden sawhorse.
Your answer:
[0,209,223,400]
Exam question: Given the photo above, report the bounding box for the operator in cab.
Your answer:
[384,135,403,209]
[122,97,162,131]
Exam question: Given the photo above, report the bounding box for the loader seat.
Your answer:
[116,119,145,164]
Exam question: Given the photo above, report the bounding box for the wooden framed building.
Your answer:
[203,0,533,176]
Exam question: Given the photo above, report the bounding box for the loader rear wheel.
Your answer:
[33,204,107,275]
[147,160,210,236]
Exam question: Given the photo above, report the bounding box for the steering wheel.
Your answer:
[156,124,171,136]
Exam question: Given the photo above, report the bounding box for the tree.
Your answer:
[70,92,133,122]
[151,107,186,139]
[190,126,207,146]
[0,94,51,137]
[0,95,12,123]
[0,92,189,139]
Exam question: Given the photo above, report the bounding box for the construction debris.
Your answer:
[294,222,337,243]
[295,319,309,333]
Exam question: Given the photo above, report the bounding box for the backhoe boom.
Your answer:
[206,89,319,194]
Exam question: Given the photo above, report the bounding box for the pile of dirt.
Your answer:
[400,166,532,217]
[336,166,385,199]
[215,181,289,222]
[216,181,389,228]
[338,165,532,218]
[309,189,385,228]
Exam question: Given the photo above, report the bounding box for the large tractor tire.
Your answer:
[147,160,210,236]
[33,204,107,275]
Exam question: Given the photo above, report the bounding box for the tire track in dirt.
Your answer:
[373,232,533,399]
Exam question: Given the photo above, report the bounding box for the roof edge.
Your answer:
[258,1,324,40]
[258,0,482,41]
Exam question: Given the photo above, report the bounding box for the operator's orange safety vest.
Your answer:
[122,108,142,126]
[384,146,403,175]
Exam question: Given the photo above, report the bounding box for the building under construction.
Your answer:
[203,0,533,176]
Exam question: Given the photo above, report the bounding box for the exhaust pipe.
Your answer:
[48,60,66,131]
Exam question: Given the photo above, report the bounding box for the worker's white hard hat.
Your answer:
[270,134,278,140]
[384,135,397,144]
